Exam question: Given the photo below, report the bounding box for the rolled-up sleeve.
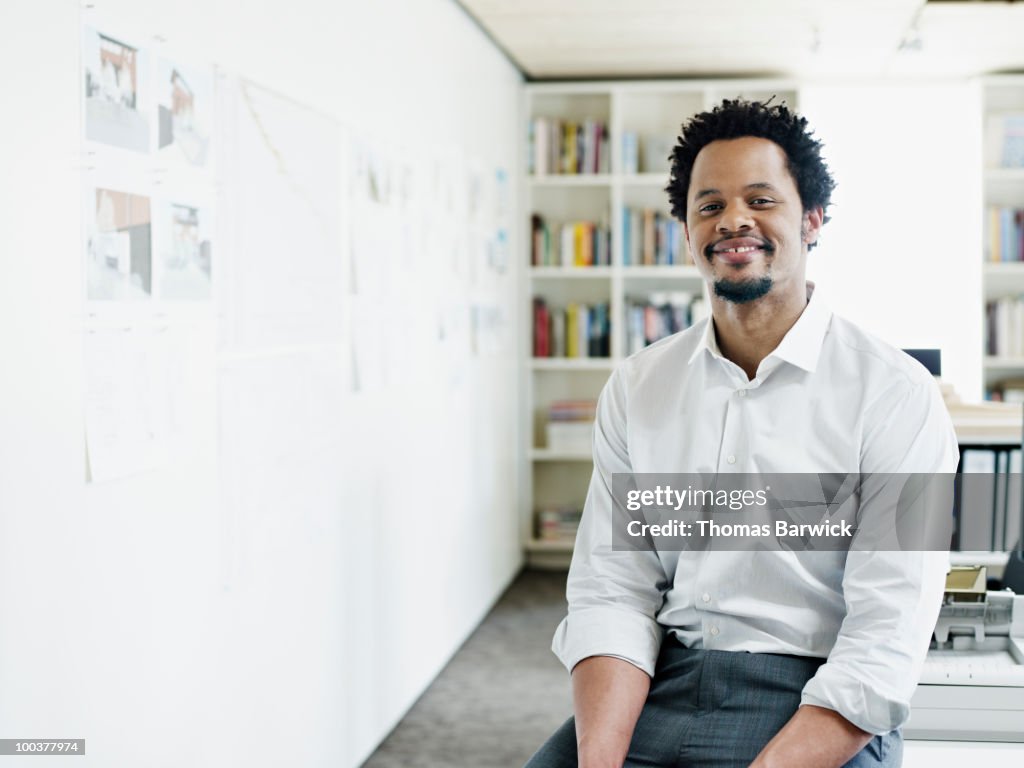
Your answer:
[551,366,671,676]
[801,376,958,734]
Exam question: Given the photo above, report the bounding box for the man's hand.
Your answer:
[572,655,651,768]
[749,704,872,768]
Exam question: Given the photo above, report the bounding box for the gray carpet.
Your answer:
[361,569,573,768]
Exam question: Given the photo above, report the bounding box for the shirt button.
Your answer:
[726,455,736,465]
[702,593,711,603]
[737,389,747,397]
[710,626,720,637]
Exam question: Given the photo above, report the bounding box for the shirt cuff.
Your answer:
[551,606,664,676]
[801,663,909,735]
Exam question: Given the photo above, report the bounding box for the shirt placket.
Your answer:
[716,363,750,473]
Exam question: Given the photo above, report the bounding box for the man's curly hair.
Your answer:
[666,99,836,239]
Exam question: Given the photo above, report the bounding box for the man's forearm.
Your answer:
[749,704,872,768]
[571,655,650,768]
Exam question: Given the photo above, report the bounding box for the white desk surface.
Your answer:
[905,741,1023,766]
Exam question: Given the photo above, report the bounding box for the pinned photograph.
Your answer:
[87,188,152,300]
[83,28,150,152]
[156,59,212,167]
[154,200,212,300]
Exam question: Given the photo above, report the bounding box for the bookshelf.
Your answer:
[522,80,798,566]
[982,76,1024,400]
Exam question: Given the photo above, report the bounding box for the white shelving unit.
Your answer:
[982,76,1024,397]
[521,80,798,567]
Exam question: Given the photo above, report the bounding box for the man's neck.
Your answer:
[711,282,810,380]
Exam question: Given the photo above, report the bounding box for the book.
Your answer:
[598,123,610,174]
[622,131,639,174]
[563,121,577,175]
[533,298,549,357]
[643,209,655,265]
[548,399,597,422]
[533,301,610,359]
[983,205,1024,264]
[985,113,1024,169]
[531,214,546,266]
[551,310,566,358]
[577,304,590,358]
[566,303,579,358]
[985,296,1024,357]
[1001,114,1024,168]
[626,291,694,354]
[536,506,584,542]
[545,399,597,453]
[533,117,549,176]
[622,205,684,266]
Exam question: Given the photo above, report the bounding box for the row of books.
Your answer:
[986,207,1024,263]
[621,132,674,175]
[536,506,583,543]
[533,298,611,358]
[985,296,1024,357]
[547,399,597,422]
[985,114,1024,169]
[530,214,612,267]
[622,206,687,266]
[625,293,708,356]
[528,117,610,176]
[546,400,596,453]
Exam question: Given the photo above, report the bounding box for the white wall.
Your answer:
[801,80,982,400]
[0,1,523,767]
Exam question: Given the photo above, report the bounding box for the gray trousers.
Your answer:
[524,639,901,768]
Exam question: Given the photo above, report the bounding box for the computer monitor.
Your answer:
[903,348,941,377]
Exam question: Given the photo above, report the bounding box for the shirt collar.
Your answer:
[687,282,832,374]
[689,312,722,365]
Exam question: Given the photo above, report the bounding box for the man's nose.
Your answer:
[717,204,754,233]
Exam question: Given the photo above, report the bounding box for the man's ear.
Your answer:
[802,206,824,246]
[683,222,691,255]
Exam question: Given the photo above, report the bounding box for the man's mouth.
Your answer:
[706,238,772,264]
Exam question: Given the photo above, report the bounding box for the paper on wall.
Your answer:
[84,326,170,483]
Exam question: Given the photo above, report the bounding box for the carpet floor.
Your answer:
[361,568,573,768]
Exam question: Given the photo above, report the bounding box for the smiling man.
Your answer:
[524,100,958,768]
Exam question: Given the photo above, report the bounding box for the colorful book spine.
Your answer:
[532,298,549,357]
[566,303,579,358]
[527,117,609,175]
[532,300,610,359]
[986,296,1024,357]
[625,292,695,353]
[986,206,1024,263]
[551,311,566,357]
[621,205,684,266]
[577,304,589,358]
[536,506,584,542]
[1001,114,1024,168]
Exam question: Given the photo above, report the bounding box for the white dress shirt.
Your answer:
[552,283,959,735]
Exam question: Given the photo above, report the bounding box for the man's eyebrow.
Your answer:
[693,188,719,201]
[693,182,779,201]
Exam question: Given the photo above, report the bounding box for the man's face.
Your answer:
[684,136,822,304]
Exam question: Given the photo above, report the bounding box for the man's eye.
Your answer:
[699,203,721,213]
[751,198,775,206]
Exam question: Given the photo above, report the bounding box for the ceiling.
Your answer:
[458,0,1024,80]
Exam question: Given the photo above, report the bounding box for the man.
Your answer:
[525,100,957,768]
